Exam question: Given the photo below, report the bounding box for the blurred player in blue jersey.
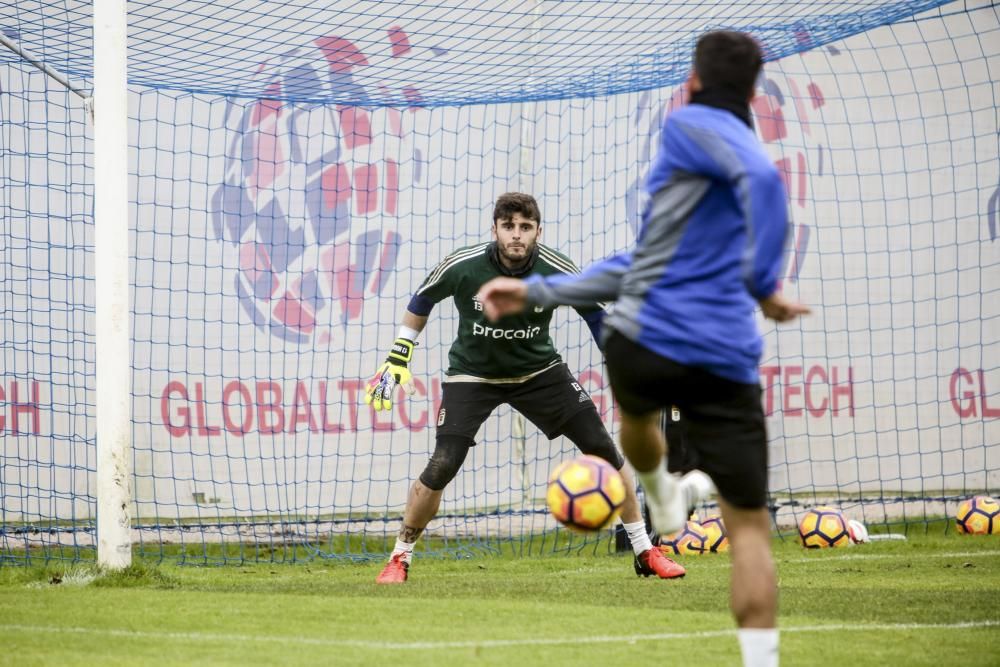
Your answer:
[477,30,809,667]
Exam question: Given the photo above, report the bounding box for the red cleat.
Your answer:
[634,548,686,579]
[375,553,409,584]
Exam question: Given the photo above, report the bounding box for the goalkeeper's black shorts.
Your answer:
[604,330,768,509]
[436,363,624,468]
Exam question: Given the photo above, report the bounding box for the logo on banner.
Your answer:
[209,28,428,344]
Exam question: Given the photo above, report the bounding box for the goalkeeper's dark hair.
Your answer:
[694,30,764,99]
[493,192,541,225]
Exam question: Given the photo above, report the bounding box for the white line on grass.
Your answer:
[784,548,1000,564]
[430,549,1000,578]
[668,548,1000,570]
[1,620,997,650]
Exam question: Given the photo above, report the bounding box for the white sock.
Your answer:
[738,629,779,667]
[634,468,684,534]
[391,538,416,563]
[621,520,653,555]
[635,468,676,507]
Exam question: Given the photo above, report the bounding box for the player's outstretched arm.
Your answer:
[476,277,528,321]
[758,291,811,323]
[365,311,427,411]
[479,253,630,322]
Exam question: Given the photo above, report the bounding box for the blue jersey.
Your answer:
[525,103,789,384]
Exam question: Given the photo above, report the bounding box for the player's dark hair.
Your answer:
[694,30,763,99]
[493,192,541,225]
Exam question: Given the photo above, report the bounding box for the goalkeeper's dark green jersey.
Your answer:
[406,242,603,381]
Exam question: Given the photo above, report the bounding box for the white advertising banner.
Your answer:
[1,4,997,524]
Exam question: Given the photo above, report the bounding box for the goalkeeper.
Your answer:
[367,192,709,584]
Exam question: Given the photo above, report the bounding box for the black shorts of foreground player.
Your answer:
[365,192,699,584]
[476,31,811,667]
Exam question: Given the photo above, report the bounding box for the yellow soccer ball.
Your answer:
[955,496,1000,535]
[700,514,729,552]
[798,506,851,548]
[660,520,710,555]
[546,455,626,532]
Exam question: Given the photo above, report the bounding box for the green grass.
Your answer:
[1,533,998,666]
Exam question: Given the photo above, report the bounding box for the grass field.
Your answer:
[1,532,998,666]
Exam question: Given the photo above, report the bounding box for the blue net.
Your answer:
[1,0,998,564]
[3,0,955,105]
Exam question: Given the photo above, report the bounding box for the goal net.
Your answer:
[1,0,997,563]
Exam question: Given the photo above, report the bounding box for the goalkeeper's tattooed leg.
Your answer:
[399,479,446,544]
[394,436,469,546]
[400,524,424,543]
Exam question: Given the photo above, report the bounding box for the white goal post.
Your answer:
[93,0,132,570]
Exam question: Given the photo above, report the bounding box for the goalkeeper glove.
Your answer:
[365,337,417,411]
